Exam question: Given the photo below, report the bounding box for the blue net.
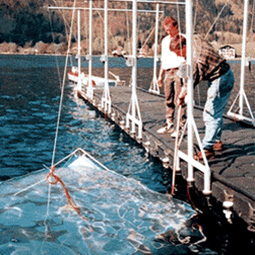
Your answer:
[0,150,198,255]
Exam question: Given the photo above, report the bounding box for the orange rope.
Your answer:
[46,166,87,220]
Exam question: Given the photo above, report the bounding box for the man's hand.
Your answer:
[177,86,187,106]
[157,68,165,88]
[157,77,163,88]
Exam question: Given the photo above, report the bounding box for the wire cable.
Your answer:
[50,0,77,169]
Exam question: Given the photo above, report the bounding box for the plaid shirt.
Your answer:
[193,35,230,86]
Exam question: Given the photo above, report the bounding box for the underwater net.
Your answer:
[0,149,198,255]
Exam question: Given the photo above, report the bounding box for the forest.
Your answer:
[0,0,254,55]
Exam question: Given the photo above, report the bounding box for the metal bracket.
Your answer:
[86,54,91,61]
[177,64,190,79]
[100,55,108,63]
[125,57,135,67]
[223,190,234,203]
[223,190,234,224]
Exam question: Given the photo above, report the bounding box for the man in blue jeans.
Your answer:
[170,34,235,160]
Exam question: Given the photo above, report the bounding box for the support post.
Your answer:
[86,0,93,100]
[101,0,112,114]
[77,9,82,91]
[227,0,255,127]
[174,0,211,194]
[149,3,160,94]
[126,0,143,140]
[186,0,194,183]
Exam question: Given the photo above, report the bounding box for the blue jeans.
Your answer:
[202,68,234,149]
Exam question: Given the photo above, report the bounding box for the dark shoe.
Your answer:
[194,149,215,161]
[213,141,223,151]
[157,122,174,134]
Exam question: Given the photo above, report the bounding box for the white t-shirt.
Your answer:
[161,35,185,70]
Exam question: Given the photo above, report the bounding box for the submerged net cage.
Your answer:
[0,149,200,254]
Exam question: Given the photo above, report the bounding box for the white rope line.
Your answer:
[43,184,52,239]
[13,148,83,196]
[45,0,77,238]
[141,12,165,50]
[204,1,229,39]
[193,0,198,33]
[48,10,62,88]
[13,178,46,196]
[250,0,255,33]
[51,0,77,169]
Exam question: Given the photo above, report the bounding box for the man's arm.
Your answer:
[157,66,165,88]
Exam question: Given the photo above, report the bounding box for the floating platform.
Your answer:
[77,82,255,232]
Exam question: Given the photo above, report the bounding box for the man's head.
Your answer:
[169,34,186,58]
[162,17,179,37]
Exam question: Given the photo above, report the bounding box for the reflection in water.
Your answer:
[2,55,253,254]
[0,153,204,254]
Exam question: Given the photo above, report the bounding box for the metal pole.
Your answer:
[240,0,248,115]
[87,0,93,99]
[104,0,108,85]
[186,0,194,182]
[49,6,165,12]
[102,0,111,114]
[77,10,82,91]
[131,0,138,133]
[151,3,160,94]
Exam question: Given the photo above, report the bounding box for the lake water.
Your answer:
[0,54,254,254]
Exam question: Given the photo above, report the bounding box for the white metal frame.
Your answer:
[175,0,211,195]
[125,0,143,140]
[49,0,211,194]
[101,0,112,114]
[86,0,94,100]
[148,3,160,95]
[77,9,82,91]
[227,0,255,127]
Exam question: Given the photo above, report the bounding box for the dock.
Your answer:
[76,76,255,233]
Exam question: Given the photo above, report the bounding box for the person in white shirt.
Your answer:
[157,17,186,134]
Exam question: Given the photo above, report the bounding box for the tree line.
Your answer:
[0,0,252,55]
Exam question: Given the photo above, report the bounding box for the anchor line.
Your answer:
[46,165,87,220]
[50,0,77,168]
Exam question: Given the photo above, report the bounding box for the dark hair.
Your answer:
[170,34,186,58]
[163,17,178,28]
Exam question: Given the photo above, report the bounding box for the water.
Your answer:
[0,54,254,254]
[0,152,200,254]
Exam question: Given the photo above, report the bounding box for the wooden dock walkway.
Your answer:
[78,83,255,232]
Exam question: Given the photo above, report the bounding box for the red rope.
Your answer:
[47,166,87,220]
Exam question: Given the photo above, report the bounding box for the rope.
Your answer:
[171,105,182,195]
[46,165,87,220]
[48,9,62,89]
[250,0,255,33]
[50,0,77,168]
[204,1,229,40]
[193,0,198,33]
[92,1,116,48]
[126,1,132,54]
[140,12,164,50]
[176,2,184,57]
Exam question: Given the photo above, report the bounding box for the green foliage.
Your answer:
[0,0,253,55]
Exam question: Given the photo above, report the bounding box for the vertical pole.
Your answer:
[240,0,248,115]
[104,0,108,85]
[87,0,93,99]
[152,3,159,94]
[103,0,111,114]
[77,10,82,91]
[131,0,138,133]
[186,0,194,182]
